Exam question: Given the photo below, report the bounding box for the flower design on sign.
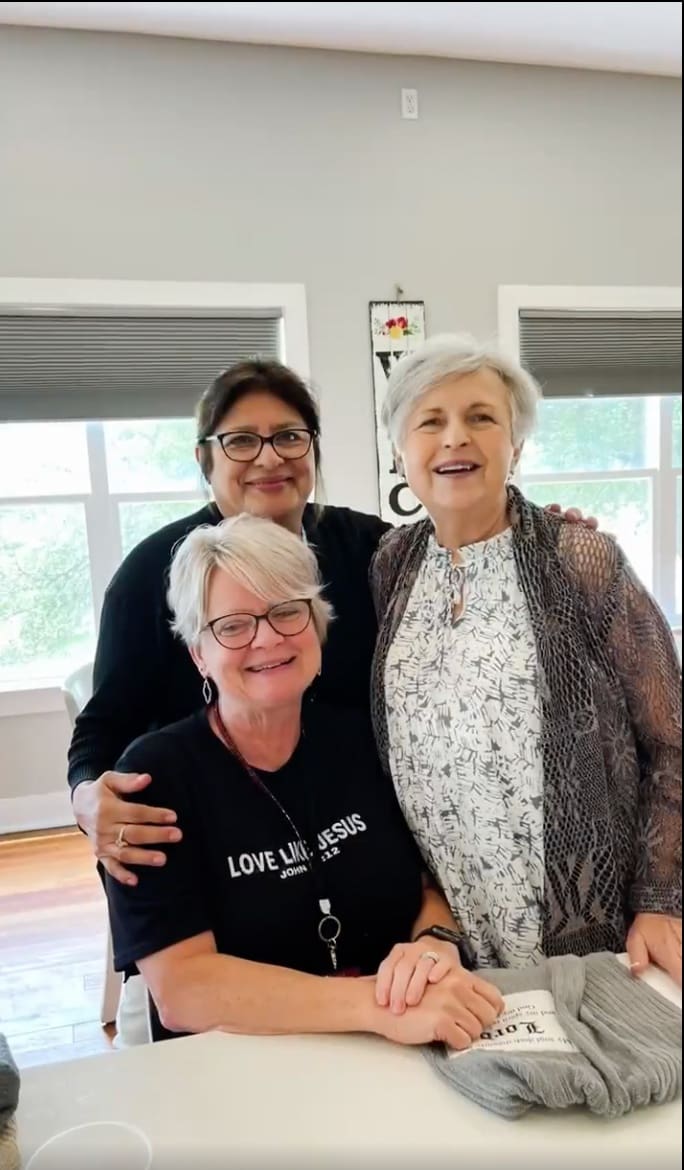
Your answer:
[373,313,419,339]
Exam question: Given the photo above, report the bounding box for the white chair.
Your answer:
[61,662,94,726]
[61,663,122,1027]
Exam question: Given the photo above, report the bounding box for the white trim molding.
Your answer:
[0,790,75,835]
[0,277,310,379]
[0,686,65,718]
[498,285,682,359]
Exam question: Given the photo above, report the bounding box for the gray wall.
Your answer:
[1,26,681,511]
[0,26,681,811]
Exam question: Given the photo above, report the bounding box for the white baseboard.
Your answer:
[0,790,76,835]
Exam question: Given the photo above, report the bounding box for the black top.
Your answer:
[68,503,390,788]
[106,705,424,977]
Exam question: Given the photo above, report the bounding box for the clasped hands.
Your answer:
[372,938,503,1049]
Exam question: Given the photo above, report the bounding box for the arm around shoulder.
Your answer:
[67,567,162,789]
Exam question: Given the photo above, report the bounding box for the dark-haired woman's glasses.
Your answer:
[204,599,314,649]
[201,429,315,463]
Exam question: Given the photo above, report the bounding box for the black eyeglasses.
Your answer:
[203,599,314,650]
[200,429,315,463]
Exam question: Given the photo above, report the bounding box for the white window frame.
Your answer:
[498,284,682,627]
[0,278,310,716]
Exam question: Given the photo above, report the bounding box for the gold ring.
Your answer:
[420,950,441,964]
[115,825,128,849]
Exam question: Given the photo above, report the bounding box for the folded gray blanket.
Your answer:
[425,952,682,1119]
[0,1036,19,1129]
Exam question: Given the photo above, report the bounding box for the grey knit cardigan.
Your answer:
[370,487,682,958]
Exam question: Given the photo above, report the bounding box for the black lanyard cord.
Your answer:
[211,702,342,970]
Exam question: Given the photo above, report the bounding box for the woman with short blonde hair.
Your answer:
[105,513,505,1045]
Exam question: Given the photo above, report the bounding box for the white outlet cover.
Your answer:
[401,88,418,119]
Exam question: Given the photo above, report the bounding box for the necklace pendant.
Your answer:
[318,903,342,974]
[328,940,338,972]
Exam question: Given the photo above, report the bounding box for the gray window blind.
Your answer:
[0,309,283,421]
[519,309,682,398]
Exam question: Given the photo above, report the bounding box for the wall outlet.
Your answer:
[401,88,419,120]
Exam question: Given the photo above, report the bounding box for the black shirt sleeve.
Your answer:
[67,506,215,790]
[105,732,213,972]
[67,575,159,789]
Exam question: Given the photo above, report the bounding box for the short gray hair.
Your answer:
[167,514,333,648]
[381,333,541,447]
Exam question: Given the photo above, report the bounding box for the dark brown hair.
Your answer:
[196,360,322,482]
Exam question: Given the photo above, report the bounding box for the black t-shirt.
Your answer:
[68,503,390,788]
[106,705,424,979]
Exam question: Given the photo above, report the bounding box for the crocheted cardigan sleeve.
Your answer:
[557,524,682,915]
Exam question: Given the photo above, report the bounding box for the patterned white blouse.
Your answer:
[384,527,546,968]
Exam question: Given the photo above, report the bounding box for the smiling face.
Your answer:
[199,391,316,531]
[191,569,322,713]
[398,368,521,524]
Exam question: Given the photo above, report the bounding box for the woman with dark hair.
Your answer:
[69,360,388,884]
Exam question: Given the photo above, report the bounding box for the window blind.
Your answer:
[0,309,283,421]
[519,309,682,398]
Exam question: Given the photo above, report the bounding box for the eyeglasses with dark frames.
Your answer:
[203,599,314,650]
[199,428,315,463]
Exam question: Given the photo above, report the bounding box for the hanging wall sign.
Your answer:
[370,301,427,524]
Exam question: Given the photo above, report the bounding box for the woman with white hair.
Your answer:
[371,334,682,984]
[104,513,504,1044]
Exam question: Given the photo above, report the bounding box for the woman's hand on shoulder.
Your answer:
[373,967,504,1050]
[545,503,599,529]
[375,938,463,1013]
[72,771,182,886]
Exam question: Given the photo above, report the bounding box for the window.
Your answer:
[0,502,95,688]
[521,395,682,624]
[508,296,682,629]
[0,278,307,699]
[0,419,204,688]
[499,288,681,644]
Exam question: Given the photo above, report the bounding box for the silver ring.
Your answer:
[115,824,129,850]
[420,950,441,964]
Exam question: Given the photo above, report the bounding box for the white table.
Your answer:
[17,963,682,1170]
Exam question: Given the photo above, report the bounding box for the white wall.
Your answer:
[0,26,681,821]
[0,709,73,832]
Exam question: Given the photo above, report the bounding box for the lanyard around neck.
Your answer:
[211,703,341,971]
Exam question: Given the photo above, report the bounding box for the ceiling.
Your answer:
[0,2,681,77]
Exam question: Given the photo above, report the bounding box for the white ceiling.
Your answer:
[0,1,681,77]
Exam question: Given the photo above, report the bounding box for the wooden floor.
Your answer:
[0,828,115,1068]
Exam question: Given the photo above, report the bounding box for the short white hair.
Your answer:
[381,333,541,447]
[167,514,333,648]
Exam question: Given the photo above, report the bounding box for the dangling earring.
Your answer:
[201,676,212,705]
